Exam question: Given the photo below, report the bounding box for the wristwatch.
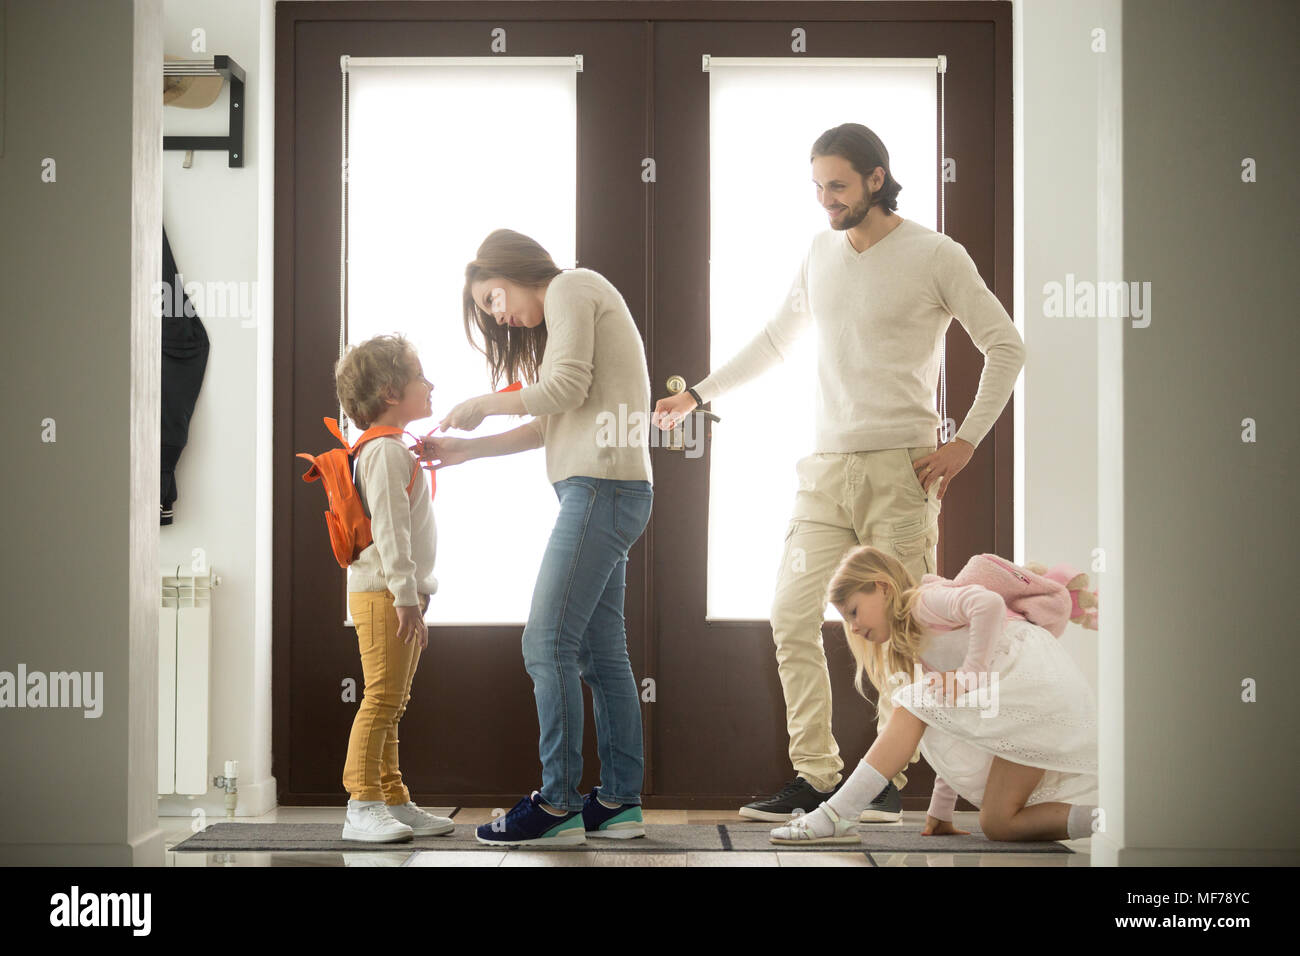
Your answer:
[686,386,704,406]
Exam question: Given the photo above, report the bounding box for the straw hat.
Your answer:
[163,54,224,109]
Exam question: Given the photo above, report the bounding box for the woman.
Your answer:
[421,229,654,846]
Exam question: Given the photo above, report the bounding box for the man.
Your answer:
[653,123,1025,821]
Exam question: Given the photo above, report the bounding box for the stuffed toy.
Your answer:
[1025,561,1099,631]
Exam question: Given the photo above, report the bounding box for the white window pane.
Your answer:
[706,63,938,621]
[345,63,577,624]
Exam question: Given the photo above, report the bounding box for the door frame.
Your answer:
[273,0,1013,809]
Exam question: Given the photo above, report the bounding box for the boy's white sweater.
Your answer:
[347,436,438,607]
[692,218,1025,451]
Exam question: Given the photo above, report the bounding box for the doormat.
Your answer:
[171,822,726,853]
[173,822,1071,854]
[726,822,1073,853]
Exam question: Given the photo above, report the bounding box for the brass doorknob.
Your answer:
[658,373,720,453]
[665,374,719,421]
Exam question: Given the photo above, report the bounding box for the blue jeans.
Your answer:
[522,476,653,812]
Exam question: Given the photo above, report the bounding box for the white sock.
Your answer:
[597,796,620,809]
[1067,804,1097,838]
[826,760,889,821]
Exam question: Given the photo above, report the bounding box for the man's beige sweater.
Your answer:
[692,218,1025,451]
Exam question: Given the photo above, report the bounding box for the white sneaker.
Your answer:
[770,802,861,845]
[386,801,454,836]
[342,800,414,843]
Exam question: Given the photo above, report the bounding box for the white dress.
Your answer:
[889,588,1099,811]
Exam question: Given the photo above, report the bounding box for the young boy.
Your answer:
[334,333,452,842]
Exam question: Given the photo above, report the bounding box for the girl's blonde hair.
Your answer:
[334,333,419,430]
[826,545,928,715]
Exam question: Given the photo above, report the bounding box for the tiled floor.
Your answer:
[161,807,1093,867]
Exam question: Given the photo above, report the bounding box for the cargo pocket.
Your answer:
[889,520,937,576]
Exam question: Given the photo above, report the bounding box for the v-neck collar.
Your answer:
[843,216,908,259]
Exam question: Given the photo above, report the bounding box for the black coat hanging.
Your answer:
[160,228,210,525]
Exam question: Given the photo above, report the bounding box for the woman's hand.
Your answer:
[438,395,491,433]
[911,437,975,500]
[652,392,697,430]
[416,434,474,469]
[921,815,970,836]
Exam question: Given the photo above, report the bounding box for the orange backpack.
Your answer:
[296,417,434,569]
[295,383,523,569]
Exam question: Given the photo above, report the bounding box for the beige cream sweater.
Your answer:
[518,268,654,486]
[692,218,1025,451]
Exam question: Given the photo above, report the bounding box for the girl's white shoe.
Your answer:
[770,802,861,845]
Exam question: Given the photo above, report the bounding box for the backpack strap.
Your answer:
[323,417,350,448]
[294,452,321,482]
[293,418,353,482]
[350,424,406,451]
[348,425,437,502]
[400,429,436,501]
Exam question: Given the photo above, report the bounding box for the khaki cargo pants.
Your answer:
[770,445,941,793]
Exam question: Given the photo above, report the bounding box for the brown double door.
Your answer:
[274,6,1011,809]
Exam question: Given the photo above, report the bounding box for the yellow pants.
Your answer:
[342,590,428,803]
[770,447,942,793]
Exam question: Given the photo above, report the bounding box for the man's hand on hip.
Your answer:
[912,438,974,500]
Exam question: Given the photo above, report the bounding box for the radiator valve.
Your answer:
[213,759,239,818]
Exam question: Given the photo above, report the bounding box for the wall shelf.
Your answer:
[163,55,246,168]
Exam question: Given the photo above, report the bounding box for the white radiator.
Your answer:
[158,567,216,795]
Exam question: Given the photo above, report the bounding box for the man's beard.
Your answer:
[830,196,872,231]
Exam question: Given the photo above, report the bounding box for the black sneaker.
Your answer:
[858,780,903,823]
[739,776,839,822]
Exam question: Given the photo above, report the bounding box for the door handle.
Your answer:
[661,374,720,453]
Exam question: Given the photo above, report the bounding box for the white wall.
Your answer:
[0,0,163,865]
[157,0,276,818]
[1017,0,1106,699]
[1096,0,1299,865]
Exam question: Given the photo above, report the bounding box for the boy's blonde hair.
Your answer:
[826,545,928,716]
[335,333,419,430]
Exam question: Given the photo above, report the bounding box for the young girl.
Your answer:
[420,229,653,846]
[771,545,1099,844]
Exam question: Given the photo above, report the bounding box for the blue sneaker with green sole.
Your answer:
[582,787,645,839]
[475,790,586,846]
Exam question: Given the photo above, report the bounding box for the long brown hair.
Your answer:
[826,545,928,716]
[461,229,564,388]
